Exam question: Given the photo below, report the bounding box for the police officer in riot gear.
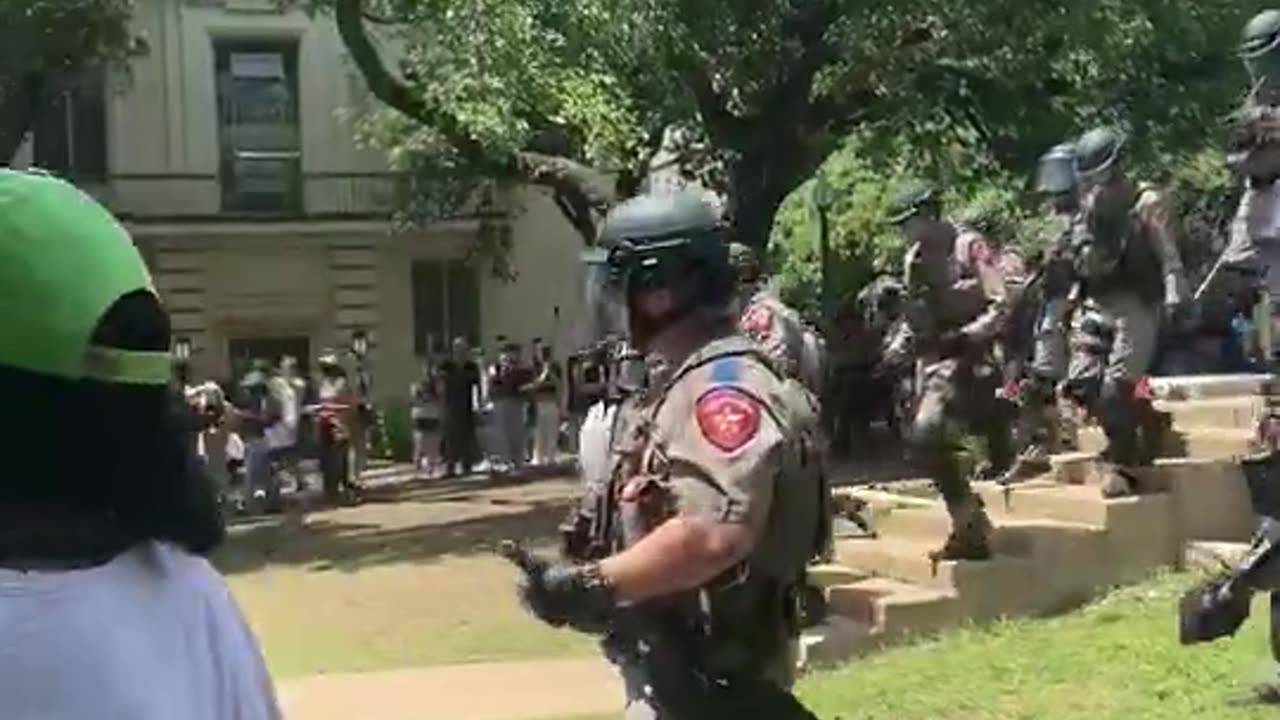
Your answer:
[1179,13,1280,704]
[509,190,825,719]
[884,180,1013,560]
[1216,9,1280,366]
[729,242,827,396]
[1003,142,1082,482]
[1063,126,1188,496]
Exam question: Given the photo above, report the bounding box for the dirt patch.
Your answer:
[217,475,596,678]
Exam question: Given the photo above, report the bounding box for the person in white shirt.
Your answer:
[411,359,442,477]
[266,359,302,491]
[0,170,281,720]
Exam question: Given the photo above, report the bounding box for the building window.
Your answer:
[412,260,480,356]
[213,37,301,213]
[33,66,108,181]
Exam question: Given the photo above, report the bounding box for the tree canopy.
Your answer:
[317,0,1263,258]
[0,0,142,162]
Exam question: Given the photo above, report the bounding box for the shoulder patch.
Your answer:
[695,387,761,452]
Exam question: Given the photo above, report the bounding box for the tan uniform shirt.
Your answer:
[902,225,1010,352]
[614,336,817,577]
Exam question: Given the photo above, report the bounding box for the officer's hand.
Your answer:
[517,560,614,635]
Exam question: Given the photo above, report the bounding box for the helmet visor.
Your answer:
[577,249,628,348]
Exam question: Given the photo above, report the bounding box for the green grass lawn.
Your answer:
[798,571,1280,720]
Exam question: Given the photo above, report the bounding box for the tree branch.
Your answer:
[333,0,613,243]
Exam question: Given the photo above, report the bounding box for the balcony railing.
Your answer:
[67,171,407,222]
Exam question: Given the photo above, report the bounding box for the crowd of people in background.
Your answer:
[410,335,587,480]
[178,351,373,515]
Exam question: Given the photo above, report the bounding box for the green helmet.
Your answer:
[1242,10,1280,101]
[599,190,729,298]
[1073,126,1126,179]
[0,170,169,385]
[1035,143,1078,195]
[886,180,939,225]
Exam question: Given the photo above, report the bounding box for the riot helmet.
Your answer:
[597,190,732,349]
[1073,126,1126,187]
[886,180,940,226]
[1241,10,1280,104]
[1036,143,1078,195]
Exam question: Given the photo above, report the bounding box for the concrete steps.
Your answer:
[1155,397,1267,431]
[1150,374,1274,401]
[1075,425,1256,459]
[804,379,1270,672]
[826,576,961,636]
[834,537,1041,621]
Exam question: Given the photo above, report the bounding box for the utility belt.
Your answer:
[606,573,801,682]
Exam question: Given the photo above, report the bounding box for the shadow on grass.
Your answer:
[214,476,573,576]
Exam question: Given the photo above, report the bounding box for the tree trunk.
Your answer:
[0,75,40,164]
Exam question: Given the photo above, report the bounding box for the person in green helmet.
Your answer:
[882,179,1014,560]
[1218,10,1280,367]
[1003,142,1085,483]
[1062,126,1188,497]
[0,170,280,718]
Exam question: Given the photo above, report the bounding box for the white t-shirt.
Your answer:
[0,541,281,720]
[578,400,618,489]
[265,378,299,451]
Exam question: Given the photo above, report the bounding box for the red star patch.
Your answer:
[696,387,762,452]
[741,305,772,336]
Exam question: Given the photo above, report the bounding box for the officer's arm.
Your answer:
[599,388,782,603]
[1136,188,1189,304]
[958,238,1011,341]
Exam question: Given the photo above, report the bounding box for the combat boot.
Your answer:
[1094,462,1137,498]
[933,495,993,561]
[1002,378,1058,484]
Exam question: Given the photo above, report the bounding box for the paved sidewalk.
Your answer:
[278,657,621,720]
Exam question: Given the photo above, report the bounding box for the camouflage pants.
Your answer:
[1065,292,1160,465]
[1012,296,1075,456]
[1030,297,1073,381]
[908,357,1013,505]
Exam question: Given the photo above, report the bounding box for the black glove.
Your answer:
[517,559,616,635]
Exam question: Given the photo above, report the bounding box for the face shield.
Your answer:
[576,248,628,349]
[1243,20,1280,104]
[1036,154,1077,198]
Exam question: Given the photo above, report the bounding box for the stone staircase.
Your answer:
[800,375,1271,669]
